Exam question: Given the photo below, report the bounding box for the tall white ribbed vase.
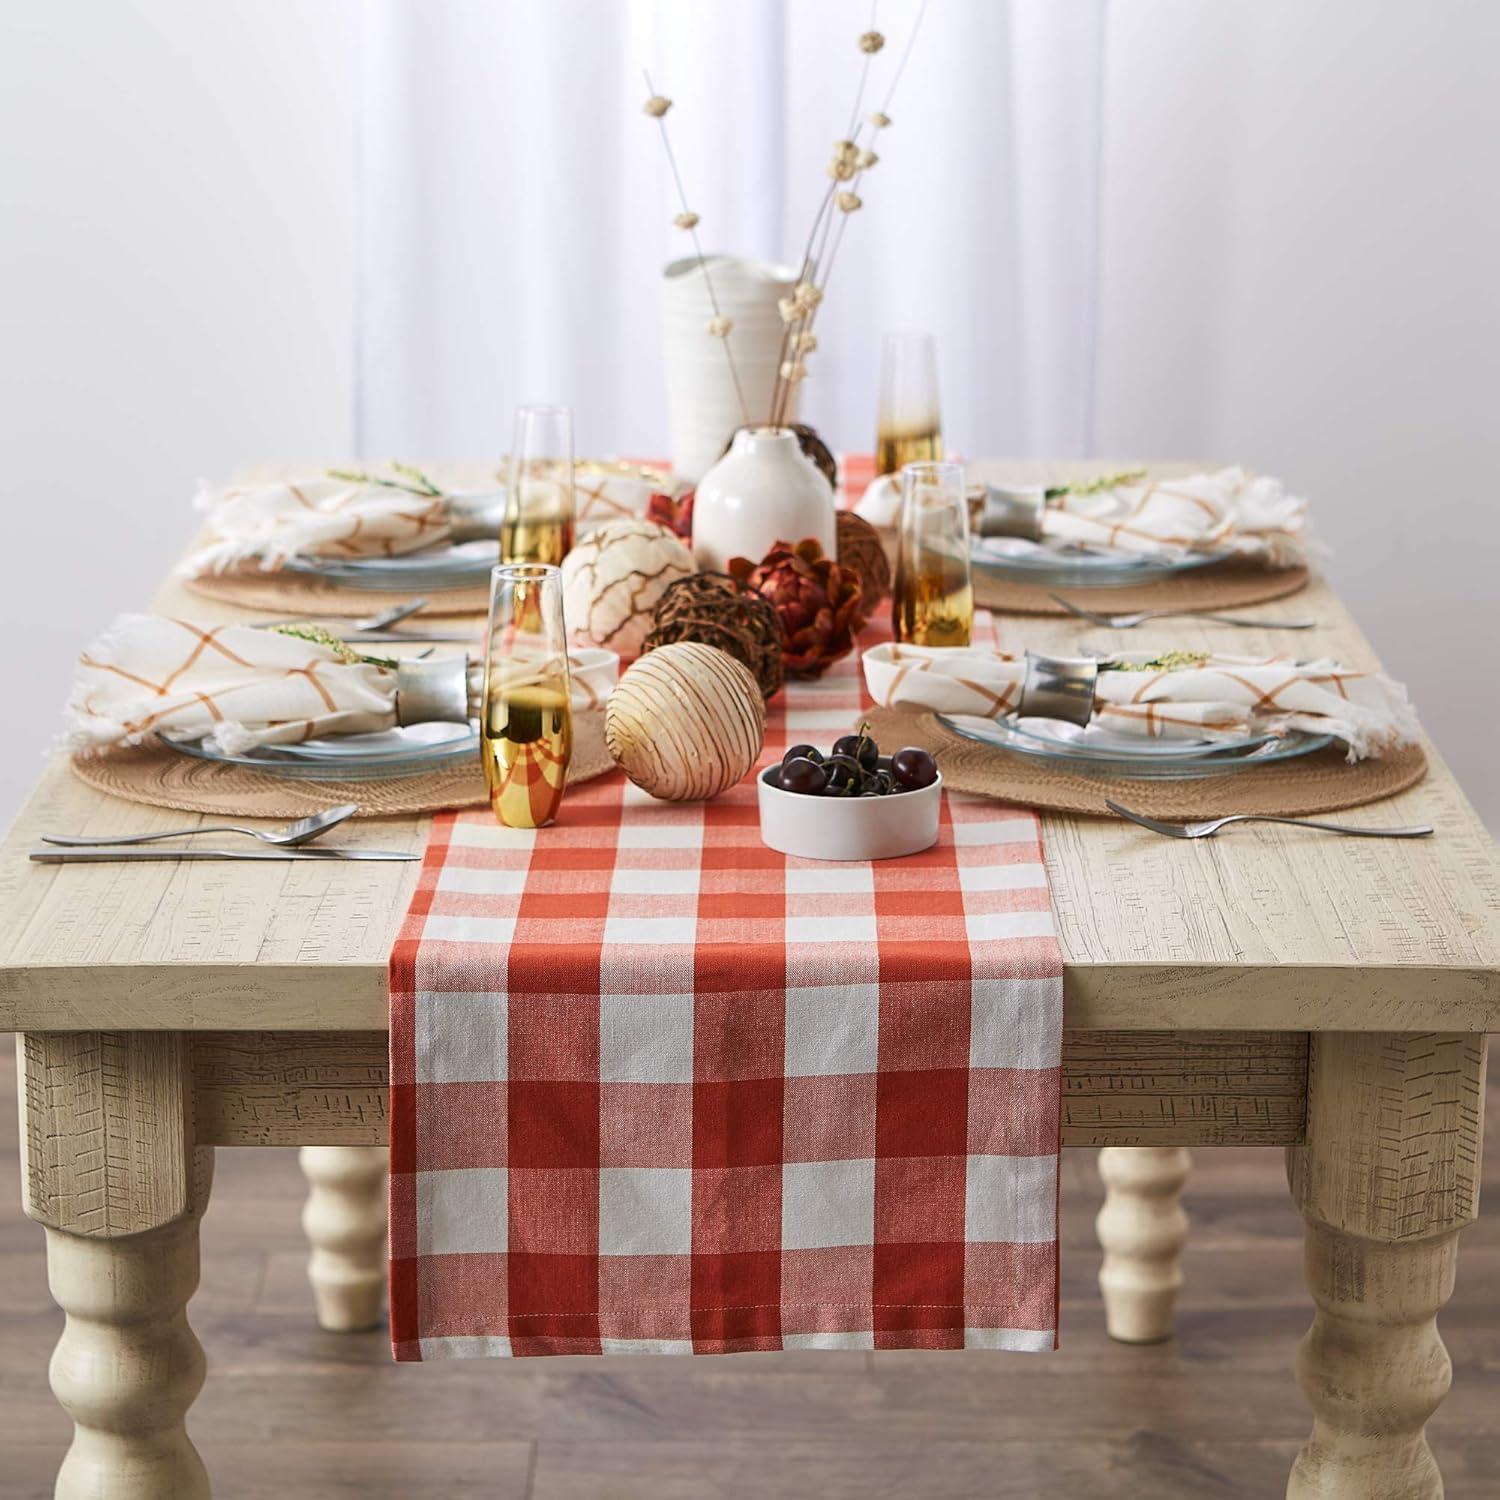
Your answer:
[662,255,799,483]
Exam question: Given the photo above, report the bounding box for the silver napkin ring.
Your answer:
[975,485,1047,541]
[446,493,506,544]
[1018,651,1098,726]
[396,657,474,726]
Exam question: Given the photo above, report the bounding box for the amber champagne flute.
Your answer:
[893,461,974,647]
[876,331,944,476]
[503,404,577,565]
[482,564,573,828]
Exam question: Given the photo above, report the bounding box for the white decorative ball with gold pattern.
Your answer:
[605,642,766,801]
[560,518,695,658]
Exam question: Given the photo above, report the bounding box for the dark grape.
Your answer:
[783,743,824,766]
[890,746,938,790]
[822,753,864,795]
[832,731,879,771]
[778,756,828,795]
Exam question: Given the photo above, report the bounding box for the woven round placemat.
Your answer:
[872,529,1310,618]
[974,560,1311,617]
[70,714,616,819]
[183,569,489,619]
[864,708,1427,818]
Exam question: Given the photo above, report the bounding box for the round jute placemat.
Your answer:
[972,561,1311,617]
[183,569,489,619]
[69,715,616,819]
[864,707,1427,818]
[872,529,1310,618]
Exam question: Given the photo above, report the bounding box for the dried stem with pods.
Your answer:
[769,0,931,431]
[641,74,749,427]
[642,6,928,444]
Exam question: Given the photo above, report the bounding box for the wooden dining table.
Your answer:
[1,461,1496,1500]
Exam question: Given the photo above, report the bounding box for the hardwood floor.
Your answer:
[2,1035,1496,1498]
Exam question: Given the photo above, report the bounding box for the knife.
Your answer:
[30,846,421,864]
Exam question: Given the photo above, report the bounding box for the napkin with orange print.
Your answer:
[1040,467,1311,567]
[863,644,1418,761]
[182,462,668,576]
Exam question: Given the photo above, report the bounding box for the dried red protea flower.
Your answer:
[728,537,865,678]
[646,489,694,541]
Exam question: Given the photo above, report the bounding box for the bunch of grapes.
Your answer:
[771,725,938,798]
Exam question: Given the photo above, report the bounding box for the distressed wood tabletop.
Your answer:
[1,461,1495,1035]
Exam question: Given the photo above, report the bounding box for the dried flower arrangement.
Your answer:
[643,2,930,431]
[646,488,694,541]
[729,538,867,678]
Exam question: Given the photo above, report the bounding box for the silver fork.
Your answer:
[43,804,359,849]
[1049,593,1316,630]
[1104,799,1433,840]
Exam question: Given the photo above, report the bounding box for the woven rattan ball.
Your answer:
[643,572,786,699]
[836,511,891,612]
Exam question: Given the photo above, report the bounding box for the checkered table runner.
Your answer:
[389,609,1063,1358]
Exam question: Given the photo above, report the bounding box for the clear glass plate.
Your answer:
[284,540,498,591]
[971,538,1229,591]
[262,722,475,761]
[162,721,480,781]
[1000,714,1276,759]
[938,713,1335,780]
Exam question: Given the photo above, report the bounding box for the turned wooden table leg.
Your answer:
[1096,1146,1190,1343]
[1286,1032,1487,1500]
[18,1031,213,1499]
[299,1145,387,1332]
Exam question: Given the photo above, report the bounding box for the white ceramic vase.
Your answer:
[691,426,837,572]
[661,255,799,483]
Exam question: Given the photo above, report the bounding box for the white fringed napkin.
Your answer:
[180,474,459,576]
[1035,468,1310,567]
[858,467,1312,568]
[68,616,618,756]
[181,463,668,577]
[863,643,1418,761]
[69,617,400,753]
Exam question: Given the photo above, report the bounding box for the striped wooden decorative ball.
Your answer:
[605,642,766,801]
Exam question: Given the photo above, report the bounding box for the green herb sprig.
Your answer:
[1044,469,1148,501]
[1099,649,1210,674]
[325,461,445,498]
[267,623,399,671]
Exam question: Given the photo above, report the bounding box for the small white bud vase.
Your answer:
[691,426,837,572]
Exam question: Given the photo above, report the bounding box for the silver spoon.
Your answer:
[250,599,431,631]
[1104,799,1433,840]
[42,803,360,849]
[1049,593,1316,630]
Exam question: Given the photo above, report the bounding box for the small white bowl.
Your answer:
[757,765,942,861]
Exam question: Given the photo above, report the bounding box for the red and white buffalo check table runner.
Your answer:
[389,611,1063,1358]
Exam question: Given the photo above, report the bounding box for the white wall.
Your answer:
[1097,0,1500,828]
[0,1,355,821]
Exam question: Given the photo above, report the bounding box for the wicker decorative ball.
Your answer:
[836,511,891,612]
[643,572,786,700]
[560,518,696,658]
[605,642,766,802]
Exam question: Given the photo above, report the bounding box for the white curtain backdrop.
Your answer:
[356,0,1105,466]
